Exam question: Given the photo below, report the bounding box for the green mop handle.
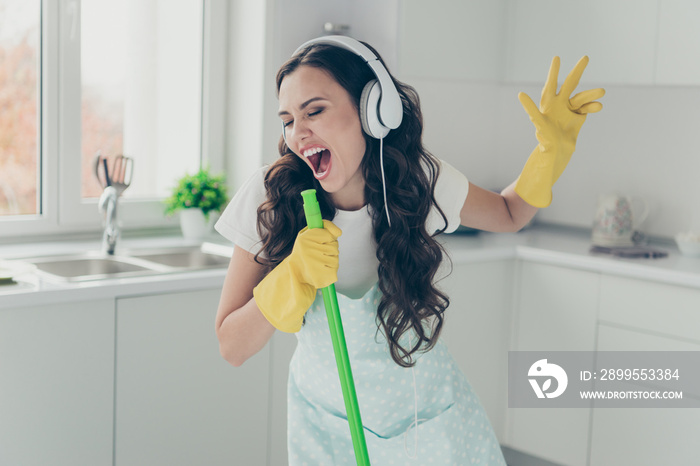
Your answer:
[301,189,371,466]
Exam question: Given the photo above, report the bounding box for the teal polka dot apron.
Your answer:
[287,284,506,465]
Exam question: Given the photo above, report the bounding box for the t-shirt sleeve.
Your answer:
[214,166,268,255]
[426,159,469,234]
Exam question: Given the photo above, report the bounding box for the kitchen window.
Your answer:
[0,0,40,218]
[0,0,225,238]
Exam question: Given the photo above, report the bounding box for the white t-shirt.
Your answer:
[215,159,469,298]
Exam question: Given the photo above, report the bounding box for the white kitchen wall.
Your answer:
[398,0,700,239]
[226,0,267,191]
[229,0,699,238]
[411,75,700,239]
[494,82,700,237]
[396,0,508,201]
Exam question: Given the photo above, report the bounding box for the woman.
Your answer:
[214,37,604,465]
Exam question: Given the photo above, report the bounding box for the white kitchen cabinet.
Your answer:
[590,324,700,466]
[399,0,700,86]
[440,259,514,442]
[0,299,115,466]
[267,331,297,466]
[505,0,659,85]
[398,0,506,82]
[590,277,700,466]
[511,261,599,352]
[504,0,700,86]
[655,0,700,84]
[507,261,600,466]
[598,274,700,342]
[114,288,270,466]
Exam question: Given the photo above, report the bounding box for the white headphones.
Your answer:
[292,35,403,139]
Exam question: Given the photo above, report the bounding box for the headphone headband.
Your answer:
[293,36,403,130]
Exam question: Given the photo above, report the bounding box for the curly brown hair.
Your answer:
[255,41,451,368]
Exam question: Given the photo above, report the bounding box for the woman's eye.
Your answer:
[282,120,293,128]
[308,108,323,117]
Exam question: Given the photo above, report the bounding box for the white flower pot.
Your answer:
[179,208,215,241]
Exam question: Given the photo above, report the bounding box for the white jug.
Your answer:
[592,193,649,247]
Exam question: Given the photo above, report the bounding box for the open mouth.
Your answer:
[303,147,332,179]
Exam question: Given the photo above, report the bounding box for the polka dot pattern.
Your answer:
[288,284,506,465]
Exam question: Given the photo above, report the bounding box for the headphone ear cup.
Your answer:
[360,79,390,139]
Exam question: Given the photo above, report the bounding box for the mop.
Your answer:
[301,189,371,466]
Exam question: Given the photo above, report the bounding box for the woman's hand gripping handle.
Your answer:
[252,217,341,333]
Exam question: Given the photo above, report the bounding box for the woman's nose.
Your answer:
[290,119,311,143]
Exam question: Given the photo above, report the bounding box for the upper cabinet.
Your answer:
[655,0,700,85]
[504,0,658,85]
[399,0,700,86]
[398,0,507,81]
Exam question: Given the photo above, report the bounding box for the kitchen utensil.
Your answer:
[301,189,370,466]
[93,152,132,195]
[93,151,111,188]
[110,154,133,197]
[592,193,649,247]
[589,245,668,259]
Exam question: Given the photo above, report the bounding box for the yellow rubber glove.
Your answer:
[253,219,341,333]
[514,56,605,208]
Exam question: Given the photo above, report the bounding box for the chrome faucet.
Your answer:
[98,186,120,255]
[94,152,133,254]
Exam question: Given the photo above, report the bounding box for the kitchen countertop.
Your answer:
[0,234,230,308]
[2,225,699,308]
[442,224,700,289]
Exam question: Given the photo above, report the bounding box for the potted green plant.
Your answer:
[164,167,228,240]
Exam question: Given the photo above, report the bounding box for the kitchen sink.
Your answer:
[30,254,164,281]
[26,243,232,282]
[124,245,231,270]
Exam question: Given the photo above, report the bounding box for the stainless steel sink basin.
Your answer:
[30,254,163,281]
[26,243,232,282]
[125,245,231,270]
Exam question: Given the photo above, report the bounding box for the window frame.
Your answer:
[0,0,226,239]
